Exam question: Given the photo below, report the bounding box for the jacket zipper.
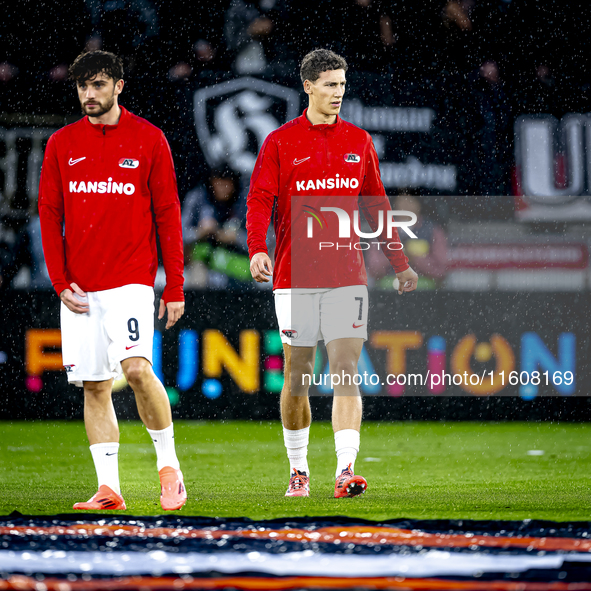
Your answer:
[102,125,106,168]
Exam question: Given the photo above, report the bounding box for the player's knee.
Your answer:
[289,359,314,385]
[292,353,314,374]
[330,358,357,378]
[123,359,151,389]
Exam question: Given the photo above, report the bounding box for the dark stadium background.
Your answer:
[1,0,590,420]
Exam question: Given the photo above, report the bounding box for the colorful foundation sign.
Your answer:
[0,291,586,420]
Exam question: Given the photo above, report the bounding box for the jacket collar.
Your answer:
[84,105,129,135]
[298,108,342,133]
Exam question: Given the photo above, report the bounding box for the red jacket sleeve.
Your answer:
[359,138,409,274]
[38,134,71,297]
[150,132,185,304]
[246,134,279,258]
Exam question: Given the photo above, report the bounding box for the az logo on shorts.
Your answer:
[119,158,139,169]
[282,329,298,339]
[344,153,360,163]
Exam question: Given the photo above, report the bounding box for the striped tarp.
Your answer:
[1,514,591,590]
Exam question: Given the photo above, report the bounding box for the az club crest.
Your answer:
[119,158,139,169]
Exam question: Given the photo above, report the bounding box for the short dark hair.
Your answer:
[68,50,124,84]
[300,49,348,84]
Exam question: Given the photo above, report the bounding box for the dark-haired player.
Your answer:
[247,49,418,498]
[39,51,187,511]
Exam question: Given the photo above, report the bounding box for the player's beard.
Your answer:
[81,93,115,118]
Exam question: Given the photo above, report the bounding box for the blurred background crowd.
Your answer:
[0,0,589,293]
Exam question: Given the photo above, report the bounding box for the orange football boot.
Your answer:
[73,485,126,510]
[159,466,187,510]
[285,469,310,497]
[334,464,367,498]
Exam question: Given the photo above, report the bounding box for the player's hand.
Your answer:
[395,267,418,295]
[159,300,185,329]
[60,283,89,314]
[250,252,273,283]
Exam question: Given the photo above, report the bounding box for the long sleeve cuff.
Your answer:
[53,280,70,298]
[162,285,185,304]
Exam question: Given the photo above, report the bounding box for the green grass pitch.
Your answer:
[1,420,590,521]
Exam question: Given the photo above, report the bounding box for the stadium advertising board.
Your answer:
[448,243,589,269]
[192,77,458,194]
[515,113,591,221]
[0,291,587,421]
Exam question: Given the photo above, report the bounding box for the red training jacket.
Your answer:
[39,106,184,303]
[246,109,409,289]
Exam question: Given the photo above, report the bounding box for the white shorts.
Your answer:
[274,285,369,347]
[60,284,155,387]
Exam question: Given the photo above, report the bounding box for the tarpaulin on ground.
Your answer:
[2,514,591,589]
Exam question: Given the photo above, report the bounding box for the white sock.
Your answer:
[283,426,310,475]
[146,424,180,471]
[335,429,360,478]
[89,442,121,495]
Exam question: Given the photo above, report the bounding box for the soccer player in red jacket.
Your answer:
[247,49,418,498]
[39,51,187,511]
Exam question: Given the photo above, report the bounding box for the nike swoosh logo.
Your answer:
[352,323,365,329]
[293,157,310,166]
[105,452,117,456]
[68,157,86,166]
[125,345,139,350]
